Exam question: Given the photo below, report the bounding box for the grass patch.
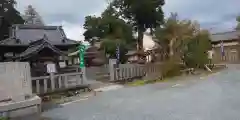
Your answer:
[128,78,169,87]
[128,80,146,86]
[0,117,8,120]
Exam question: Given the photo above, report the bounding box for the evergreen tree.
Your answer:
[0,0,24,40]
[236,16,240,30]
[112,0,165,51]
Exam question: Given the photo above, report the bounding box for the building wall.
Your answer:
[143,33,156,51]
[212,44,240,64]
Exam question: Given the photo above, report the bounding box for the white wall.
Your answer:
[143,33,156,51]
[143,31,157,62]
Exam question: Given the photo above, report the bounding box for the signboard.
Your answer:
[79,44,86,68]
[59,62,66,68]
[47,63,56,73]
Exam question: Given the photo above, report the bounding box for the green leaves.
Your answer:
[0,0,24,24]
[83,4,136,63]
[83,0,165,53]
[155,13,211,68]
[83,16,103,42]
[155,13,196,58]
[83,5,133,44]
[100,38,128,63]
[0,116,8,120]
[236,16,240,30]
[111,0,165,50]
[183,32,211,68]
[0,0,24,40]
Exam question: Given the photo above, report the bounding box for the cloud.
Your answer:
[15,0,107,41]
[163,0,240,32]
[16,0,107,21]
[50,21,85,41]
[15,0,240,40]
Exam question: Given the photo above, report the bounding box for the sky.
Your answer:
[15,0,240,41]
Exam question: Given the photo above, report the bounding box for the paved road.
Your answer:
[41,65,240,120]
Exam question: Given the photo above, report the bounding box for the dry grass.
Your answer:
[128,66,226,87]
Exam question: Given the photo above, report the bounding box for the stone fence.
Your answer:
[111,63,163,82]
[0,62,163,118]
[31,72,85,95]
[31,63,163,95]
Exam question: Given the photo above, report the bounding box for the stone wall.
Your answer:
[111,63,163,81]
[0,62,41,118]
[0,62,32,101]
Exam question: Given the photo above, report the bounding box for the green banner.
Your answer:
[79,44,86,68]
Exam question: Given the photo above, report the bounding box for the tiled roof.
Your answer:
[210,31,240,42]
[0,16,3,28]
[11,36,67,60]
[0,24,78,46]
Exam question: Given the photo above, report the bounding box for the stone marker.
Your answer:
[0,62,32,101]
[0,62,41,118]
[109,59,117,81]
[0,86,10,102]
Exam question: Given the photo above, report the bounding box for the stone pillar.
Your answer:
[81,67,87,84]
[50,72,55,91]
[109,59,117,81]
[0,62,32,101]
[0,62,41,118]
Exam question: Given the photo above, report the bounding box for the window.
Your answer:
[4,52,13,57]
[230,49,237,53]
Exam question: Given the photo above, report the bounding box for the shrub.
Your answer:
[128,80,146,86]
[183,31,211,68]
[161,58,181,77]
[0,117,8,120]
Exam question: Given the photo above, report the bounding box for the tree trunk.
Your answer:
[137,29,144,51]
[136,29,144,61]
[169,39,174,57]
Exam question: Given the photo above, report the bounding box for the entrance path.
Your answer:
[40,65,240,120]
